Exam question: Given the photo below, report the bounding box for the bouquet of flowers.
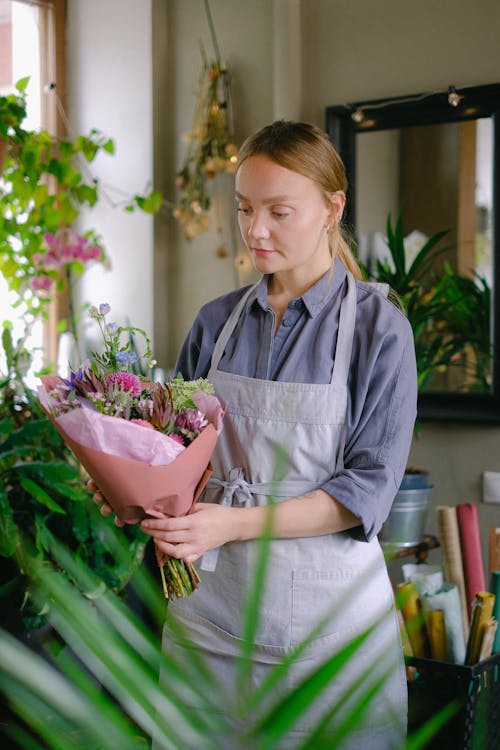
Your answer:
[38,303,224,599]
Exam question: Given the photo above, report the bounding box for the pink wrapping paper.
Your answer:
[457,502,486,617]
[38,376,222,524]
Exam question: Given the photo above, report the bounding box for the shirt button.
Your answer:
[282,318,292,327]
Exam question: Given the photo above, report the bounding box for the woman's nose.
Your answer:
[248,213,270,240]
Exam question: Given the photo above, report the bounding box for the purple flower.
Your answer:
[175,409,208,433]
[116,351,138,366]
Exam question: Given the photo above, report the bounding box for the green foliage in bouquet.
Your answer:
[0,325,147,634]
[0,519,458,750]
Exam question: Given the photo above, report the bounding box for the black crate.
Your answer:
[406,652,500,750]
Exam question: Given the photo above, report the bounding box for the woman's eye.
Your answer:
[237,206,251,215]
[272,211,290,218]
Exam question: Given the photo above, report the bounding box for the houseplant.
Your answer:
[0,78,163,632]
[0,518,454,750]
[371,213,491,546]
[0,323,147,635]
[0,77,162,331]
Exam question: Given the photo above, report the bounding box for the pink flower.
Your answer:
[175,408,208,433]
[105,371,142,395]
[31,276,54,293]
[169,433,185,445]
[38,229,103,270]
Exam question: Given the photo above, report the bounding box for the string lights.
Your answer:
[349,85,464,123]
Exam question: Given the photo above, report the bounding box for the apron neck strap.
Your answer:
[208,271,358,389]
[330,271,357,386]
[208,282,259,377]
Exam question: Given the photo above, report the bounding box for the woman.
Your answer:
[99,120,417,748]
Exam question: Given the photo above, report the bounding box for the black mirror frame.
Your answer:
[326,83,500,425]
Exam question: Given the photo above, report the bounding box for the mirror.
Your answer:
[326,83,500,423]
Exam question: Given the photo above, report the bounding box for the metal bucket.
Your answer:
[379,486,433,547]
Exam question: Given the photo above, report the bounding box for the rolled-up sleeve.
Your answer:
[321,320,417,542]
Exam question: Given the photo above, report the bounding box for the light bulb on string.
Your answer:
[447,86,461,108]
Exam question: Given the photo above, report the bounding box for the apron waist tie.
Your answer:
[200,468,320,571]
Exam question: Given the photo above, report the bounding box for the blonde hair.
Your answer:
[236,120,362,279]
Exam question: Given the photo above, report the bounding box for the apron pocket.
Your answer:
[290,565,392,646]
[287,568,406,735]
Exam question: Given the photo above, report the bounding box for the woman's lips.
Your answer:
[252,247,275,256]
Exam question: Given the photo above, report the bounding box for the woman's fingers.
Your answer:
[142,505,237,563]
[86,479,124,527]
[154,539,200,564]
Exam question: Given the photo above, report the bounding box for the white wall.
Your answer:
[66,0,154,345]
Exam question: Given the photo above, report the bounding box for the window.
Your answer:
[0,0,66,383]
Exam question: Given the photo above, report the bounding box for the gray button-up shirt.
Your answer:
[175,260,418,542]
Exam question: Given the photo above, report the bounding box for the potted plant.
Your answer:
[0,323,148,636]
[0,78,163,633]
[370,213,491,546]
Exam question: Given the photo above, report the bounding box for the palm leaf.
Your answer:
[1,488,452,750]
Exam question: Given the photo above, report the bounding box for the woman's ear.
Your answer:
[326,190,346,227]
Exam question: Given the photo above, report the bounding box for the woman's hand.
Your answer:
[140,504,241,563]
[87,479,124,527]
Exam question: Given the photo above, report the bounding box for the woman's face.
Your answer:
[235,154,344,282]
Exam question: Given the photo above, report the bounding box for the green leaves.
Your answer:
[18,477,66,514]
[131,190,163,214]
[0,478,18,556]
[0,519,455,750]
[15,76,30,94]
[0,86,162,316]
[373,212,490,393]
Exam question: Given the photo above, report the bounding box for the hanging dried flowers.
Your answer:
[173,54,238,240]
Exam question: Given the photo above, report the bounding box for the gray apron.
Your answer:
[160,272,407,750]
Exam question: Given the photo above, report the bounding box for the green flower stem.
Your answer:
[66,266,82,361]
[160,558,200,599]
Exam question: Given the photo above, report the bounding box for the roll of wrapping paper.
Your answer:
[402,563,444,597]
[456,503,486,618]
[436,505,469,638]
[478,618,498,661]
[396,606,414,657]
[423,583,467,664]
[426,609,448,661]
[396,581,430,658]
[489,527,500,581]
[465,590,495,664]
[490,570,500,653]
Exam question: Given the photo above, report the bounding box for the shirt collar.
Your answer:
[254,259,348,318]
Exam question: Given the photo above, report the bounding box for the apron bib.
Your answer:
[160,273,407,749]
